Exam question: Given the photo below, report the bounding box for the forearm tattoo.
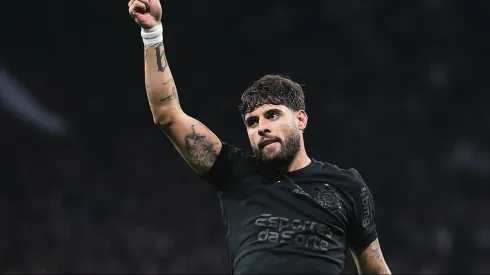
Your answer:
[144,44,177,104]
[160,87,178,103]
[155,43,168,72]
[184,124,219,167]
[163,78,174,86]
[144,42,169,71]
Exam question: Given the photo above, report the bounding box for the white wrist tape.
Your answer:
[141,24,163,45]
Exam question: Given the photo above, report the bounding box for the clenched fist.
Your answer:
[128,0,162,29]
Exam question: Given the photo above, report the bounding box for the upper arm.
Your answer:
[157,111,222,175]
[345,169,390,274]
[350,238,391,275]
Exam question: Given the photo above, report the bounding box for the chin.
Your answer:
[262,148,281,158]
[253,142,295,168]
[259,152,291,168]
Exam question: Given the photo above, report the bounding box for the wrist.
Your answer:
[141,23,163,45]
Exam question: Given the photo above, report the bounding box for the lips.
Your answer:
[259,138,280,149]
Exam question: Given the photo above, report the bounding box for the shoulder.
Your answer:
[315,161,373,204]
[317,160,367,188]
[201,142,257,190]
[219,142,256,166]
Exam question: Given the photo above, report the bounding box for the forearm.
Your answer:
[144,39,181,124]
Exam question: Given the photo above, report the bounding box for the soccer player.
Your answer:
[128,0,392,274]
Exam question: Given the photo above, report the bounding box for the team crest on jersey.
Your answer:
[314,184,342,212]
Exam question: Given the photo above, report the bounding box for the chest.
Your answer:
[223,173,352,237]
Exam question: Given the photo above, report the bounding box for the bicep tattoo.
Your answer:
[373,245,383,261]
[358,239,389,274]
[184,124,219,167]
[359,247,382,269]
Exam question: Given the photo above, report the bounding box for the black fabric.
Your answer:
[202,142,378,274]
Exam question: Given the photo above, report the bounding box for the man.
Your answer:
[128,0,392,274]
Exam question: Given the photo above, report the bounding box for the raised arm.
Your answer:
[128,0,222,174]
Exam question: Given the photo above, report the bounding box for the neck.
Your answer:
[279,147,311,174]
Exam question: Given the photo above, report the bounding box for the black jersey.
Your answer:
[202,142,378,274]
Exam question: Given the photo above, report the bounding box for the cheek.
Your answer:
[279,124,293,137]
[248,132,258,146]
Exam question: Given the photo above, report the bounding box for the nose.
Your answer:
[257,118,271,137]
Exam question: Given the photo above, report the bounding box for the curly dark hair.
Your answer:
[238,74,306,120]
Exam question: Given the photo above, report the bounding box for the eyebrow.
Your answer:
[245,108,283,125]
[264,108,283,116]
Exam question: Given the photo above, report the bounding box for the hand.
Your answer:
[128,0,162,29]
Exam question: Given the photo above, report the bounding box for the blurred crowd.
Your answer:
[1,0,490,273]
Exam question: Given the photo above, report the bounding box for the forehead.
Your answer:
[245,104,289,119]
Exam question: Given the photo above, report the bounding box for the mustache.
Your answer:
[258,136,281,149]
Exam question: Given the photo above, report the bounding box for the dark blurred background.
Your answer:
[1,0,489,273]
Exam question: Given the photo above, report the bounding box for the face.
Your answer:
[244,104,307,168]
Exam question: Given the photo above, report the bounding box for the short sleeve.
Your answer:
[346,169,378,251]
[200,142,252,192]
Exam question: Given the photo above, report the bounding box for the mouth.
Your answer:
[259,138,280,150]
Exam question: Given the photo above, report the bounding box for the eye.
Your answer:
[268,113,280,120]
[247,118,258,128]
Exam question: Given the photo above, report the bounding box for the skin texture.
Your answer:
[244,104,310,172]
[130,0,222,175]
[351,238,392,274]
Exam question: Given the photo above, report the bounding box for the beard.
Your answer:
[252,129,301,169]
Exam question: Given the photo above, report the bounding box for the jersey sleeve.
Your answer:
[200,142,252,192]
[346,169,378,251]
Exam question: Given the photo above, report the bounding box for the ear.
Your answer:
[296,110,308,131]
